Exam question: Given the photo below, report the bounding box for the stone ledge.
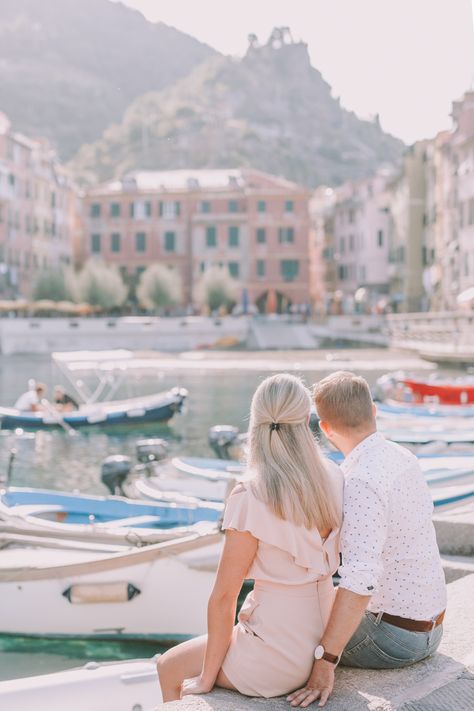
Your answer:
[152,574,474,711]
[434,510,474,556]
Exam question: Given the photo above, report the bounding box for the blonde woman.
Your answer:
[157,374,343,703]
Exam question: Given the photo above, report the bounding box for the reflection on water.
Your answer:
[0,351,447,681]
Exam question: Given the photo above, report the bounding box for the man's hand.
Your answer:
[287,660,335,708]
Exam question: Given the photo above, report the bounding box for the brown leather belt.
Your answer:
[375,610,445,633]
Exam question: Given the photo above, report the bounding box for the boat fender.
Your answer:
[62,582,141,604]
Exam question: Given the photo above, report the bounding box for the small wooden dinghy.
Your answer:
[0,658,160,711]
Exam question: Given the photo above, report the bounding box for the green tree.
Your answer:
[76,260,127,310]
[195,266,239,313]
[136,264,182,312]
[32,267,75,302]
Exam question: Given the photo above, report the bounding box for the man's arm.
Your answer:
[288,477,388,708]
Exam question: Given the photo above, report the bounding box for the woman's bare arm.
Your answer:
[200,528,258,688]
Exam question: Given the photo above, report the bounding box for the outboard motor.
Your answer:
[101,455,132,495]
[208,425,240,460]
[135,438,169,464]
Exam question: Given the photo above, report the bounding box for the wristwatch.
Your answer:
[314,645,340,665]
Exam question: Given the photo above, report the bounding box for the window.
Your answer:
[285,200,294,213]
[228,200,239,213]
[256,228,266,244]
[228,262,240,278]
[135,232,146,252]
[349,234,355,251]
[145,201,152,218]
[257,200,266,213]
[359,265,366,281]
[110,203,121,218]
[279,227,294,244]
[111,233,121,253]
[206,226,217,248]
[280,259,299,281]
[257,260,265,278]
[377,230,384,247]
[165,231,176,252]
[228,226,240,247]
[91,233,101,253]
[160,201,181,219]
[130,202,135,218]
[340,237,345,254]
[90,203,101,218]
[338,265,347,280]
[200,201,211,213]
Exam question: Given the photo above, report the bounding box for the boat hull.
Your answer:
[0,534,221,640]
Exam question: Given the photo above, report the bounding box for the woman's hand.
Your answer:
[181,675,213,697]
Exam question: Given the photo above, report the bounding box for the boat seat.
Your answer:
[8,504,65,517]
[95,515,162,528]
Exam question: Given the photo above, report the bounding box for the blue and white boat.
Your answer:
[1,350,188,431]
[0,389,187,431]
[0,487,223,547]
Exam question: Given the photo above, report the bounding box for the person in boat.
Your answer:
[14,382,47,412]
[157,373,344,703]
[288,371,446,708]
[53,386,79,412]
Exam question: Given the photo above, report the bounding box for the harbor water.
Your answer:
[0,349,460,681]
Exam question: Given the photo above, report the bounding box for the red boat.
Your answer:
[401,377,474,405]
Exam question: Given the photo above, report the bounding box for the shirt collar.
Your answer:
[340,431,385,474]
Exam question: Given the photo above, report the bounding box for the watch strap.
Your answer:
[322,651,340,665]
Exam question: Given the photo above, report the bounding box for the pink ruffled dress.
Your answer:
[221,462,344,698]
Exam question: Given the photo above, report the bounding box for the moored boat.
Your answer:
[0,529,222,640]
[375,371,474,406]
[0,658,161,711]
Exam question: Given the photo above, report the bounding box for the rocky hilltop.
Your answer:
[0,0,215,157]
[72,29,405,187]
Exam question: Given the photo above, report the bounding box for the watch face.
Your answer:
[314,645,324,660]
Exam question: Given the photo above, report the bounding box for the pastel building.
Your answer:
[83,169,311,312]
[451,92,474,299]
[0,112,77,297]
[324,171,392,313]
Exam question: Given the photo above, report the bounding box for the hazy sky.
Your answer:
[118,0,474,144]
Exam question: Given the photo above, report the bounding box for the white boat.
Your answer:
[0,658,161,711]
[0,528,222,641]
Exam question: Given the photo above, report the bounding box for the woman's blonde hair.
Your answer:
[247,373,340,531]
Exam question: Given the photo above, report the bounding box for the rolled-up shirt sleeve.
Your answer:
[338,476,388,597]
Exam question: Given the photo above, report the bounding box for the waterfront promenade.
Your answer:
[156,574,474,710]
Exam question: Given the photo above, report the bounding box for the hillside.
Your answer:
[72,32,405,188]
[0,0,215,157]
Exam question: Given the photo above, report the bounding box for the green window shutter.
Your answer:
[130,202,135,218]
[228,200,238,213]
[257,200,266,213]
[278,227,283,243]
[257,260,265,277]
[91,234,101,253]
[165,231,176,252]
[285,200,294,212]
[256,228,266,244]
[201,201,211,213]
[228,226,239,247]
[145,201,152,218]
[175,201,181,216]
[228,262,240,278]
[110,203,121,218]
[111,233,121,252]
[159,201,163,217]
[281,259,299,281]
[135,232,146,252]
[91,203,101,218]
[206,226,217,247]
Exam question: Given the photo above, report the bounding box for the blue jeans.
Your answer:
[340,611,443,669]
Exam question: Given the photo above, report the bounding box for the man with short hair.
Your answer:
[14,382,47,412]
[289,371,446,708]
